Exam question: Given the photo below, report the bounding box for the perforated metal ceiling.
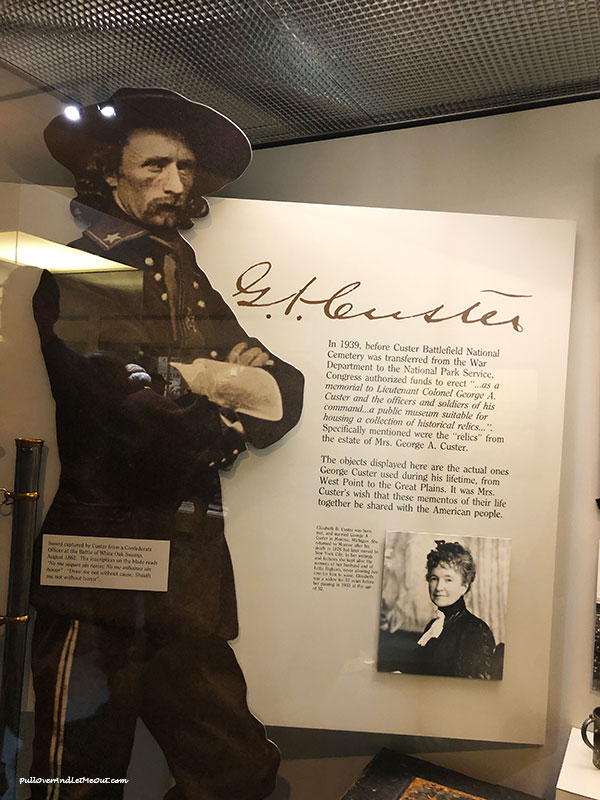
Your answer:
[2,0,600,146]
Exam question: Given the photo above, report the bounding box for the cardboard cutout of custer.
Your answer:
[30,88,304,799]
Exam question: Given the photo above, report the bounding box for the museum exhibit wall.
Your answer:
[0,64,598,799]
[219,98,600,798]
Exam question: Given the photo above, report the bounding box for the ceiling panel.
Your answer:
[1,0,600,146]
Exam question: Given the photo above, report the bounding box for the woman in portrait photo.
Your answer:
[417,540,495,680]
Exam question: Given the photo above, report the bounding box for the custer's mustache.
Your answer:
[147,200,184,212]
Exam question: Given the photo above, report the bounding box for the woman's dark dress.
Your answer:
[418,597,495,679]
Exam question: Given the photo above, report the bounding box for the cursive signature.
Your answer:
[233,261,531,332]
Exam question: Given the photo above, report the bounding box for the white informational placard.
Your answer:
[0,187,576,745]
[183,198,575,744]
[40,534,170,592]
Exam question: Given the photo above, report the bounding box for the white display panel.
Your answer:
[0,187,575,745]
[185,198,575,744]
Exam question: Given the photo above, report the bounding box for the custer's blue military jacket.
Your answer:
[32,209,304,639]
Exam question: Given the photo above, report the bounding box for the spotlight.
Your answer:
[99,105,116,118]
[63,105,81,121]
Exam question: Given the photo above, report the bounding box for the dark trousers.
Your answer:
[29,612,279,799]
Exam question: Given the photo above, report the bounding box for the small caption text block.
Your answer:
[40,534,170,592]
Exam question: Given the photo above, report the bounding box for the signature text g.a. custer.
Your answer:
[234,261,530,332]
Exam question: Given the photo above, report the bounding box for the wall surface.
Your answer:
[220,100,600,798]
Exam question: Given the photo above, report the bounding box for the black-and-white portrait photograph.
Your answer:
[378,531,510,681]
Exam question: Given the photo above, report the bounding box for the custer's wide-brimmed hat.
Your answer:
[44,87,252,195]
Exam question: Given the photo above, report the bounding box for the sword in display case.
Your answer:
[0,438,43,798]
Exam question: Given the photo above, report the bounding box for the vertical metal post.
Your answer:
[0,438,44,799]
